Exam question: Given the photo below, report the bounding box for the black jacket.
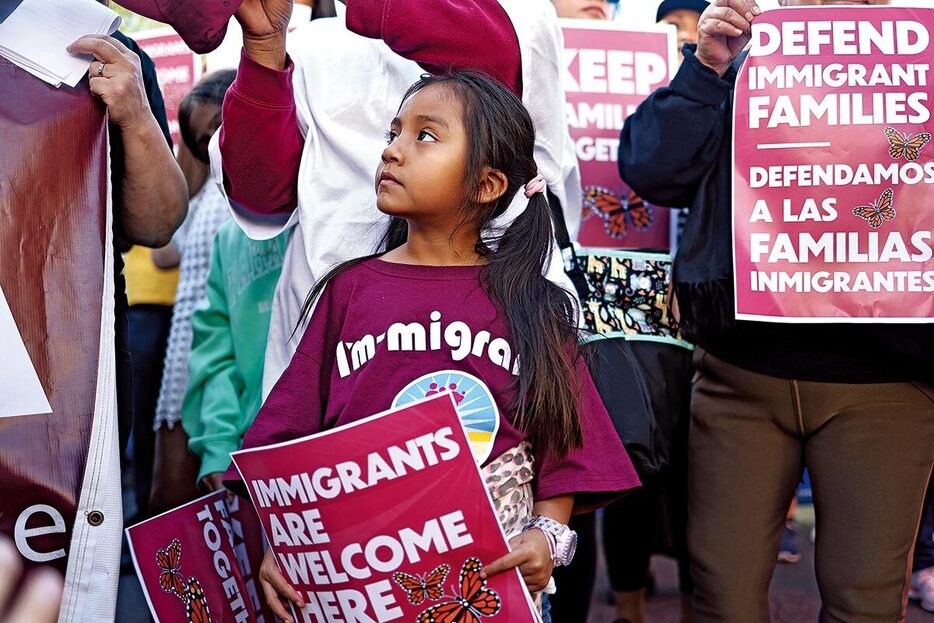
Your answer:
[619,45,933,384]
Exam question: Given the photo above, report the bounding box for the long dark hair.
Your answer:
[301,72,583,456]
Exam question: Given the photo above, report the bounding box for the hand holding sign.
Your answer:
[66,35,151,130]
[259,548,304,623]
[481,530,554,593]
[697,0,762,77]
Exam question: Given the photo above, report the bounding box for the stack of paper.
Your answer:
[0,0,121,88]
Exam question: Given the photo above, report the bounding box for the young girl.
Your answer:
[226,71,638,622]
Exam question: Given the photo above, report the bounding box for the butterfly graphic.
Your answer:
[155,540,212,623]
[417,558,501,623]
[582,186,654,239]
[852,188,896,229]
[393,564,451,605]
[183,577,212,623]
[156,539,186,597]
[884,127,932,161]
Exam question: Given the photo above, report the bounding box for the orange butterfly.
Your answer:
[393,564,450,605]
[183,577,212,623]
[626,191,653,230]
[156,539,186,597]
[884,127,932,161]
[417,558,501,623]
[852,188,896,229]
[583,186,654,239]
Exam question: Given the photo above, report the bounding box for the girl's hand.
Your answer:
[259,548,304,623]
[481,530,554,593]
[696,0,761,77]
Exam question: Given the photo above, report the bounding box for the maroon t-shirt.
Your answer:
[228,259,639,510]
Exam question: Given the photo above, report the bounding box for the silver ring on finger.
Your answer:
[96,62,106,78]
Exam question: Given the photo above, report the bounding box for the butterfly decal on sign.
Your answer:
[156,539,186,597]
[852,188,896,229]
[393,564,451,605]
[884,127,932,161]
[183,577,212,623]
[417,557,501,623]
[582,186,654,239]
[155,539,212,623]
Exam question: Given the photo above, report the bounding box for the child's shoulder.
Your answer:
[317,257,387,302]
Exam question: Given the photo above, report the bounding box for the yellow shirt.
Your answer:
[123,246,179,307]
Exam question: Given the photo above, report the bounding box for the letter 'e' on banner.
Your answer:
[732,5,934,322]
[231,394,540,623]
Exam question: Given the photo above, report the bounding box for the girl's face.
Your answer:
[551,0,609,20]
[375,86,471,222]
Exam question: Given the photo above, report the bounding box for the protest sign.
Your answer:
[135,28,201,149]
[561,20,677,250]
[733,6,934,321]
[231,394,538,623]
[1,59,123,619]
[127,490,271,623]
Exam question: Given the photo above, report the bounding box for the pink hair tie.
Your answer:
[524,173,546,198]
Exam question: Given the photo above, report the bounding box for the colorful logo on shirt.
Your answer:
[392,370,500,464]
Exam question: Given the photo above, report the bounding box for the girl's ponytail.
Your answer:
[484,189,583,457]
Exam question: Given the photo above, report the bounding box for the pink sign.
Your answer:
[135,29,201,149]
[230,394,538,623]
[127,490,269,623]
[561,20,676,250]
[733,6,934,321]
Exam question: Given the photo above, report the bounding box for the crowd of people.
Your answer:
[5,0,933,621]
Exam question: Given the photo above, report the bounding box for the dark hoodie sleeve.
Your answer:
[618,44,737,208]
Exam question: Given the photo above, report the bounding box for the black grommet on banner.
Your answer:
[87,511,104,526]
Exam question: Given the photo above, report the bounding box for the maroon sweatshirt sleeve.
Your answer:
[346,0,522,97]
[218,51,303,215]
[221,0,522,216]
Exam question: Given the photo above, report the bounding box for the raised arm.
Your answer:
[345,0,521,96]
[219,51,303,215]
[618,0,759,207]
[218,0,303,216]
[219,0,522,217]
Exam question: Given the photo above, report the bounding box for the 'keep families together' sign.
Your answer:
[561,20,677,250]
[733,6,934,322]
[126,489,274,623]
[231,395,538,623]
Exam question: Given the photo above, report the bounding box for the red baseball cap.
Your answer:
[117,0,242,53]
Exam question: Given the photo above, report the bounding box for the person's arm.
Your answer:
[219,0,522,217]
[345,0,521,96]
[480,494,574,592]
[180,242,244,488]
[617,0,760,208]
[618,47,735,208]
[218,52,304,215]
[151,244,180,269]
[68,35,188,247]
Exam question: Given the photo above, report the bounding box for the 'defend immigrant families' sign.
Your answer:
[561,20,677,250]
[733,6,934,322]
[231,394,538,623]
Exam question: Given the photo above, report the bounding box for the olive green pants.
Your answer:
[688,348,934,622]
